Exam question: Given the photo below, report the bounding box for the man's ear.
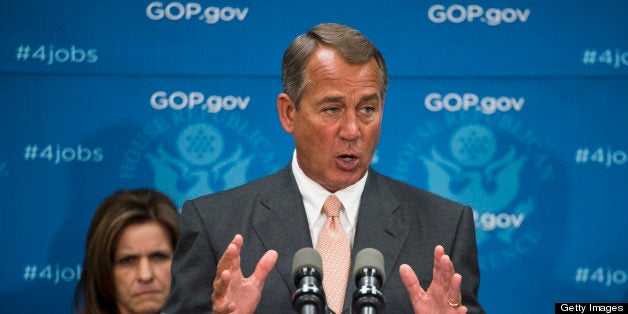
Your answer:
[277,93,296,134]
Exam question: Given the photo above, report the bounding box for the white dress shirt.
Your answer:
[291,150,367,248]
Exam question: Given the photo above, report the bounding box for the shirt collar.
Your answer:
[291,150,367,227]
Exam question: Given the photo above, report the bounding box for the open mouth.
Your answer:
[337,154,359,170]
[340,155,355,162]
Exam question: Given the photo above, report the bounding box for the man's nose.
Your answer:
[339,111,360,141]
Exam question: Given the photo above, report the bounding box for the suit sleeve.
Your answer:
[451,206,485,314]
[163,200,216,313]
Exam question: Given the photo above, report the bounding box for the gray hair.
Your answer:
[281,23,388,108]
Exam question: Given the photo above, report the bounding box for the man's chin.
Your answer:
[324,173,365,191]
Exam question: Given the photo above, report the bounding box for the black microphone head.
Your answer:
[291,248,327,312]
[353,248,385,283]
[291,247,323,280]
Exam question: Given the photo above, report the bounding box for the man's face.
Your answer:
[113,221,173,314]
[278,46,384,192]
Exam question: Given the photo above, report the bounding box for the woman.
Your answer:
[74,189,179,314]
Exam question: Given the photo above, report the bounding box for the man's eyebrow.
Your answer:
[318,93,380,105]
[359,93,380,103]
[319,96,345,104]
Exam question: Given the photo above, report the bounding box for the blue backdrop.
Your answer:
[1,1,626,313]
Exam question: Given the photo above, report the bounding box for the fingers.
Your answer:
[399,264,425,305]
[447,273,463,306]
[231,233,244,247]
[251,250,279,290]
[432,245,445,286]
[217,235,243,270]
[434,245,464,311]
[213,235,243,299]
[433,245,457,290]
[434,245,445,260]
[439,254,455,292]
[211,267,237,314]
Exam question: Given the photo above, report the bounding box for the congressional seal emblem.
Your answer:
[119,110,281,208]
[394,112,558,271]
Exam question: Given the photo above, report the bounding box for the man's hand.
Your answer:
[399,245,468,313]
[211,234,278,314]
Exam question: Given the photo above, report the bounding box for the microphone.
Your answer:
[292,247,327,314]
[351,248,385,314]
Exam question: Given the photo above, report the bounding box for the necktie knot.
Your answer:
[322,194,342,218]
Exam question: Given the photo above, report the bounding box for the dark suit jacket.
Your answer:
[164,165,484,313]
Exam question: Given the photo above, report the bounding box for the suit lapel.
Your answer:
[251,166,312,290]
[349,171,410,302]
[249,167,410,309]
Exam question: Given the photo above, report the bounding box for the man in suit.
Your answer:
[164,23,484,313]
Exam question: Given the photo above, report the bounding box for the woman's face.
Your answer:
[113,221,173,314]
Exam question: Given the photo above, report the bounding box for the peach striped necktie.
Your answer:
[316,194,351,314]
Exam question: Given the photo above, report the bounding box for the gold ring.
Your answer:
[447,298,461,307]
